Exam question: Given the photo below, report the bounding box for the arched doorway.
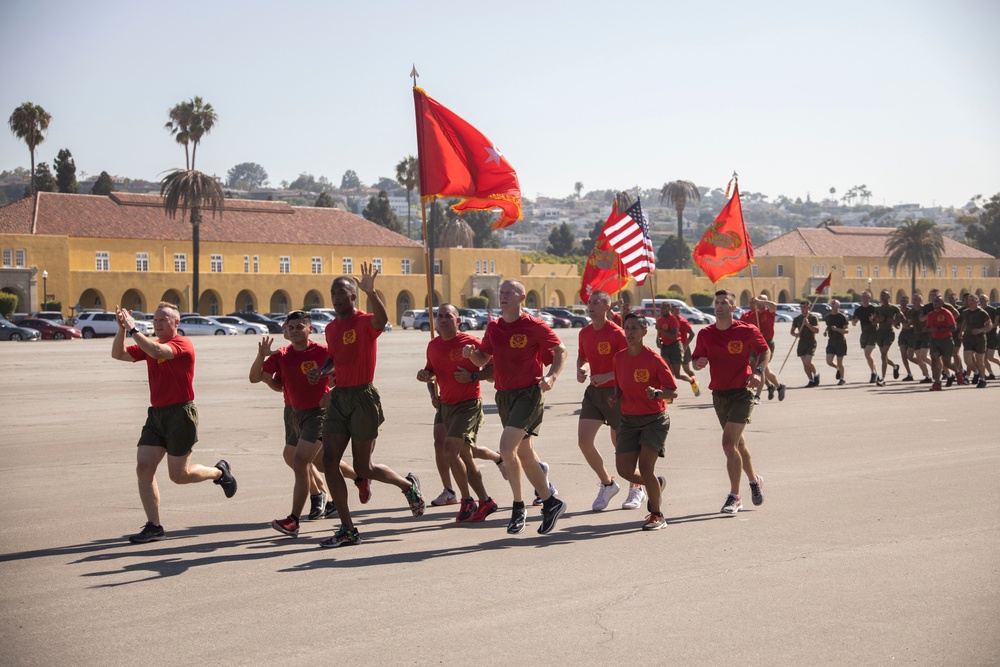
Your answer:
[991,288,998,302]
[738,290,752,307]
[668,284,684,296]
[78,288,106,311]
[235,289,257,313]
[778,290,790,303]
[121,288,146,313]
[396,291,413,324]
[304,290,323,310]
[549,289,566,307]
[478,288,496,309]
[525,290,541,309]
[423,292,441,308]
[270,290,290,314]
[198,289,221,316]
[895,289,907,302]
[161,289,184,310]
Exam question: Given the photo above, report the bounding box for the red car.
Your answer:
[15,318,83,340]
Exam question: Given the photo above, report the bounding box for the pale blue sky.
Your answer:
[2,0,998,209]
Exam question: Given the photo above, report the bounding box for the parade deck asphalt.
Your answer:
[1,326,997,666]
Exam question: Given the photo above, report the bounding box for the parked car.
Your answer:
[413,310,475,332]
[228,311,283,333]
[810,302,832,317]
[14,317,83,340]
[29,311,66,325]
[640,299,715,325]
[210,316,268,334]
[305,311,334,334]
[75,311,153,338]
[400,309,424,329]
[0,317,41,341]
[567,306,588,317]
[541,307,591,328]
[774,312,794,322]
[177,316,238,336]
[457,308,488,330]
[839,302,861,319]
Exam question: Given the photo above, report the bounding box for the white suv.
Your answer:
[75,311,153,339]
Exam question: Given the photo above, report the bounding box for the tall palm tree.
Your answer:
[658,180,700,242]
[395,155,419,238]
[164,96,217,170]
[885,217,944,295]
[160,170,224,313]
[8,102,51,197]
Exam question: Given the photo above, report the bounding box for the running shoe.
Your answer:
[767,385,776,401]
[496,459,509,481]
[870,372,877,384]
[752,396,761,405]
[129,522,164,544]
[642,513,666,531]
[893,364,900,379]
[621,485,646,510]
[355,478,372,504]
[470,497,498,522]
[777,384,786,401]
[538,496,567,535]
[930,382,942,391]
[956,370,966,386]
[919,377,933,384]
[322,501,338,519]
[814,373,820,385]
[901,375,913,382]
[749,475,764,506]
[431,488,458,507]
[456,498,477,522]
[977,379,988,388]
[835,370,841,380]
[946,375,955,388]
[308,492,327,520]
[404,473,425,518]
[837,379,846,386]
[721,494,743,515]
[876,377,885,387]
[272,515,300,537]
[592,479,621,511]
[214,459,238,498]
[319,525,360,548]
[690,378,701,397]
[507,506,526,534]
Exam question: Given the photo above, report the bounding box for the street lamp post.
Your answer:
[42,270,48,307]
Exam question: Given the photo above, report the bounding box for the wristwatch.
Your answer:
[754,367,763,375]
[128,327,138,336]
[470,372,479,381]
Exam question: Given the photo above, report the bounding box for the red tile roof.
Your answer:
[756,226,992,260]
[0,192,421,248]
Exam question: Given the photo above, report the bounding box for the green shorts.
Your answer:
[712,388,754,427]
[138,401,199,457]
[962,336,987,355]
[322,384,384,440]
[283,405,324,446]
[914,332,929,350]
[876,328,896,347]
[796,339,817,357]
[897,329,914,348]
[860,329,877,348]
[826,338,847,357]
[616,412,668,458]
[440,398,484,446]
[929,337,954,357]
[495,384,545,438]
[659,341,682,365]
[579,384,621,428]
[766,339,775,356]
[987,331,999,351]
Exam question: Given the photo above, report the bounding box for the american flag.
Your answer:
[600,198,656,285]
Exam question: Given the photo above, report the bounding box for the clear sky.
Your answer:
[2,0,998,209]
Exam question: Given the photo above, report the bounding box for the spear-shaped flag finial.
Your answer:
[410,65,419,87]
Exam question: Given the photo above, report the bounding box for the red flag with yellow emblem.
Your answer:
[580,203,630,302]
[692,183,754,283]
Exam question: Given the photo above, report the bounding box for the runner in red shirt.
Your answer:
[464,279,568,535]
[111,301,237,544]
[739,295,785,401]
[656,302,693,388]
[309,262,425,548]
[417,304,499,523]
[692,290,770,515]
[610,313,678,531]
[923,294,958,390]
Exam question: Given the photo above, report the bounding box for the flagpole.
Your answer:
[420,195,437,339]
[778,285,826,374]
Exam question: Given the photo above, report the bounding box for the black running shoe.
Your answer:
[214,460,237,498]
[507,506,526,534]
[870,372,877,384]
[308,492,326,520]
[777,384,786,401]
[537,497,567,535]
[946,375,955,388]
[893,364,900,380]
[901,375,913,382]
[129,522,165,544]
[322,501,338,519]
[767,385,775,400]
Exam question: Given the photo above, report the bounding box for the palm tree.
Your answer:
[161,170,224,313]
[885,218,944,295]
[658,180,700,242]
[395,155,418,238]
[574,181,584,199]
[164,96,217,170]
[8,102,51,197]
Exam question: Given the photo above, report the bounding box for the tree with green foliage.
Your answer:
[547,222,577,256]
[288,172,317,191]
[164,96,216,170]
[659,180,701,243]
[33,162,56,193]
[54,149,79,193]
[574,181,584,199]
[362,190,402,234]
[395,155,418,238]
[90,171,115,196]
[656,235,691,269]
[885,218,945,295]
[314,191,336,208]
[8,102,51,198]
[226,162,268,190]
[965,192,1000,258]
[341,169,362,191]
[0,292,18,318]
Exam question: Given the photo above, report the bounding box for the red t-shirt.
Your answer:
[324,310,382,387]
[262,341,329,409]
[692,321,769,391]
[740,309,775,342]
[677,316,693,345]
[578,321,627,388]
[426,332,483,405]
[926,308,956,339]
[613,346,677,415]
[656,314,680,346]
[479,312,562,391]
[127,335,195,407]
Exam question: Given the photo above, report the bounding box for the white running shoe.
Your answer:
[592,479,621,511]
[621,485,646,510]
[430,488,458,506]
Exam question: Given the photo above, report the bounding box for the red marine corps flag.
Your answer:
[815,272,832,294]
[693,181,753,283]
[580,203,630,302]
[413,87,522,229]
